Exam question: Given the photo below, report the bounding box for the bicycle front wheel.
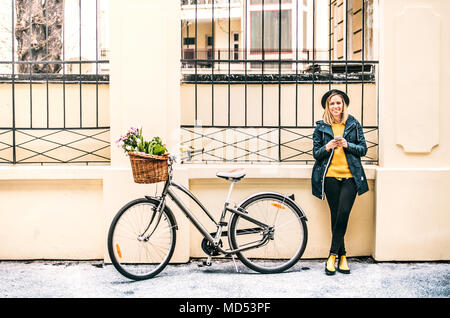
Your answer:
[228,193,308,274]
[107,198,177,280]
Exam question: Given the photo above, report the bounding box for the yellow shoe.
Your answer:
[325,255,336,275]
[337,255,350,274]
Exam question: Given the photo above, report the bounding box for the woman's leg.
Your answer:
[324,177,341,255]
[324,178,342,275]
[329,178,357,255]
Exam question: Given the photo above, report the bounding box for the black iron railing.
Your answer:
[0,0,110,165]
[180,0,378,164]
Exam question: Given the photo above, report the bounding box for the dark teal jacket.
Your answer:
[311,114,369,200]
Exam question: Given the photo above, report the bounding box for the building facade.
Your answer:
[0,0,449,262]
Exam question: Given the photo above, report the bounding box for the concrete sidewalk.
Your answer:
[0,257,449,298]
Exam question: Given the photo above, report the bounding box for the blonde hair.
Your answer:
[322,93,349,125]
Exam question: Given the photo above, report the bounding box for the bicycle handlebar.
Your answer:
[169,146,204,164]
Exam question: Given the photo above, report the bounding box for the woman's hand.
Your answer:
[326,137,348,151]
[337,137,348,148]
[325,139,339,151]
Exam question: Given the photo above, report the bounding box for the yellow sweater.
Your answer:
[326,123,353,178]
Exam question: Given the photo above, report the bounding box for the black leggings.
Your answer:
[324,177,357,256]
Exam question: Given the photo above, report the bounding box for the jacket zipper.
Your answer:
[321,148,334,200]
[343,122,356,139]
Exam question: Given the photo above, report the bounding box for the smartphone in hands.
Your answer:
[334,136,343,148]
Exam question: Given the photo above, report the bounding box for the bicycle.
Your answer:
[107,155,308,280]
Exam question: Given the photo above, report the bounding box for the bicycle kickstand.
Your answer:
[231,254,240,273]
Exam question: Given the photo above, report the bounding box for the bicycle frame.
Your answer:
[148,161,272,256]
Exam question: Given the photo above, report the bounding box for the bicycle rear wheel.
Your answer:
[107,198,176,280]
[228,193,307,274]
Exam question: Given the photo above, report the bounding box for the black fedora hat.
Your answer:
[321,89,350,109]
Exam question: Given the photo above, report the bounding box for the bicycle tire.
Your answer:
[228,193,308,274]
[107,197,177,280]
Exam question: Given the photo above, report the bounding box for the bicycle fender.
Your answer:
[237,191,308,221]
[144,195,179,230]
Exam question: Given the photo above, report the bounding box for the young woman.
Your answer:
[311,89,369,275]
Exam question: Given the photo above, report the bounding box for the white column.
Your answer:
[104,1,189,262]
[375,0,450,260]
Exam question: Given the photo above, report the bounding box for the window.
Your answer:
[233,33,239,60]
[247,0,295,70]
[250,10,292,53]
[207,36,213,46]
[183,37,196,46]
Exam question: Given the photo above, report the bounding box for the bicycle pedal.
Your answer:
[197,261,211,267]
[202,260,212,267]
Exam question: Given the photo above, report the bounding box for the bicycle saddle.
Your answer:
[216,168,246,181]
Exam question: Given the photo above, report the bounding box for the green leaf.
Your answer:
[152,144,166,155]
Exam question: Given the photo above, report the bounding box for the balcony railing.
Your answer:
[181,0,241,6]
[180,48,375,82]
[182,48,314,69]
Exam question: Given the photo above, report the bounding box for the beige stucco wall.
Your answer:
[180,82,378,163]
[0,83,110,129]
[0,168,104,259]
[180,83,378,127]
[187,166,376,258]
[374,169,450,260]
[374,0,450,260]
[0,83,110,165]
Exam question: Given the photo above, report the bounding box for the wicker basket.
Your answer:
[128,152,169,184]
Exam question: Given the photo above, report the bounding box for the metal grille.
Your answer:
[0,0,110,165]
[180,0,379,164]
